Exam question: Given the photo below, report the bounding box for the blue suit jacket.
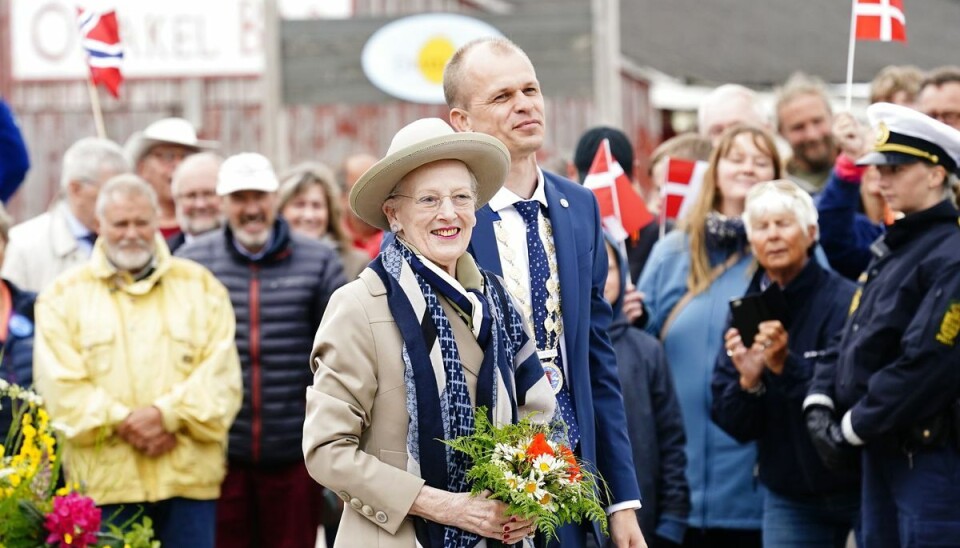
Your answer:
[469,170,642,540]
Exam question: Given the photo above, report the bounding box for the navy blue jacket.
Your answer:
[177,219,345,464]
[810,200,960,445]
[469,170,641,544]
[605,232,689,544]
[0,100,30,203]
[712,259,859,497]
[815,168,884,281]
[0,280,37,437]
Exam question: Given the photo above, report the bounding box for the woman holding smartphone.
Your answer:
[711,180,859,548]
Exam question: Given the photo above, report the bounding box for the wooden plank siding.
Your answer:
[1,0,656,223]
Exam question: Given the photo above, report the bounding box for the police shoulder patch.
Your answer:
[936,301,960,346]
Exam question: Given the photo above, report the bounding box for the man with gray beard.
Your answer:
[176,152,345,548]
[34,174,242,547]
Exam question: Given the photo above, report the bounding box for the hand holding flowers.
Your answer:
[443,408,608,543]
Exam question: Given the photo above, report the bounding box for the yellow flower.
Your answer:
[8,473,21,487]
[64,533,73,545]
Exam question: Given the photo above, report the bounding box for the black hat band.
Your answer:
[876,130,957,174]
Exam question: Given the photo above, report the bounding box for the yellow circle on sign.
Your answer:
[418,36,456,84]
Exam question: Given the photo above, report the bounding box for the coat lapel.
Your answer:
[469,205,503,277]
[543,177,580,359]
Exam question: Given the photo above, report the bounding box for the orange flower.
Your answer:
[526,433,554,461]
[559,445,581,482]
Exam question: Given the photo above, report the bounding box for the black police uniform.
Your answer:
[809,198,960,546]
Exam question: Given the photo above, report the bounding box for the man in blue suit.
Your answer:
[444,37,646,548]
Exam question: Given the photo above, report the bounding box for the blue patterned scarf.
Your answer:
[371,238,546,548]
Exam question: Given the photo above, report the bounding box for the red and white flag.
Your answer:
[583,138,653,242]
[662,157,708,221]
[77,7,124,98]
[854,0,906,43]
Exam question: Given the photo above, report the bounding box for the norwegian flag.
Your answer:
[77,8,124,98]
[582,138,654,241]
[662,157,709,221]
[854,0,906,42]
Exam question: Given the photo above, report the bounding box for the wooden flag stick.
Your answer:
[845,0,859,111]
[86,78,107,139]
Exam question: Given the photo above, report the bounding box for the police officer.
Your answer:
[803,102,960,547]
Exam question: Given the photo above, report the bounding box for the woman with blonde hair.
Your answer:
[279,162,369,280]
[638,124,782,547]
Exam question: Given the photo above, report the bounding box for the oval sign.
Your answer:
[361,13,504,105]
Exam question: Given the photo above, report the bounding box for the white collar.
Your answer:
[487,167,548,212]
[412,246,484,339]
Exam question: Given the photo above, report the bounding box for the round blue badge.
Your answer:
[8,313,34,338]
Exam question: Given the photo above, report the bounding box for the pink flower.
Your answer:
[44,493,102,548]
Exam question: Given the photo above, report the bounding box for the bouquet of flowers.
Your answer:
[0,380,159,548]
[444,407,608,542]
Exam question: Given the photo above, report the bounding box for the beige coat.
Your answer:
[303,268,554,548]
[2,202,89,292]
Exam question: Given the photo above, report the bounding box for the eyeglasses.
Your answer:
[176,190,218,202]
[148,149,191,164]
[927,110,960,127]
[390,192,476,211]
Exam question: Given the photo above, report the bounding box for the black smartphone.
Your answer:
[729,294,772,348]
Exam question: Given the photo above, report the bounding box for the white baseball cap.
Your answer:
[217,153,280,196]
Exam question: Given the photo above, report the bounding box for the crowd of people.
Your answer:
[1,36,960,548]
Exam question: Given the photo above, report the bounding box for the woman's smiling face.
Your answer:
[384,160,477,275]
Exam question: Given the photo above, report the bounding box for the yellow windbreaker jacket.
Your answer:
[33,236,242,505]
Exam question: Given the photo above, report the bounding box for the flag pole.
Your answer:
[605,140,626,228]
[86,78,107,139]
[658,165,667,241]
[845,0,859,111]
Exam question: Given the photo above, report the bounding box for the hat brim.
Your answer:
[350,133,510,231]
[216,179,280,196]
[125,134,220,166]
[856,151,925,167]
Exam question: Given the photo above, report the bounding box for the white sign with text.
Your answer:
[11,0,352,80]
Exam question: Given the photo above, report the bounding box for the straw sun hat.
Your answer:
[350,118,510,231]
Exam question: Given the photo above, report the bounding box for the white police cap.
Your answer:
[857,102,960,175]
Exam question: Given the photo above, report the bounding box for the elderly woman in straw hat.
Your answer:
[303,118,556,548]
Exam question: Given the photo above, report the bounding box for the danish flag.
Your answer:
[77,8,124,98]
[582,138,654,241]
[854,0,906,42]
[662,157,708,221]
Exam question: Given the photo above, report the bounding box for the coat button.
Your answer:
[559,198,569,208]
[362,505,374,516]
[350,498,363,510]
[375,511,388,523]
[338,491,350,502]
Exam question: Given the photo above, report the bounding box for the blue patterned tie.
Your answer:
[514,200,580,449]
